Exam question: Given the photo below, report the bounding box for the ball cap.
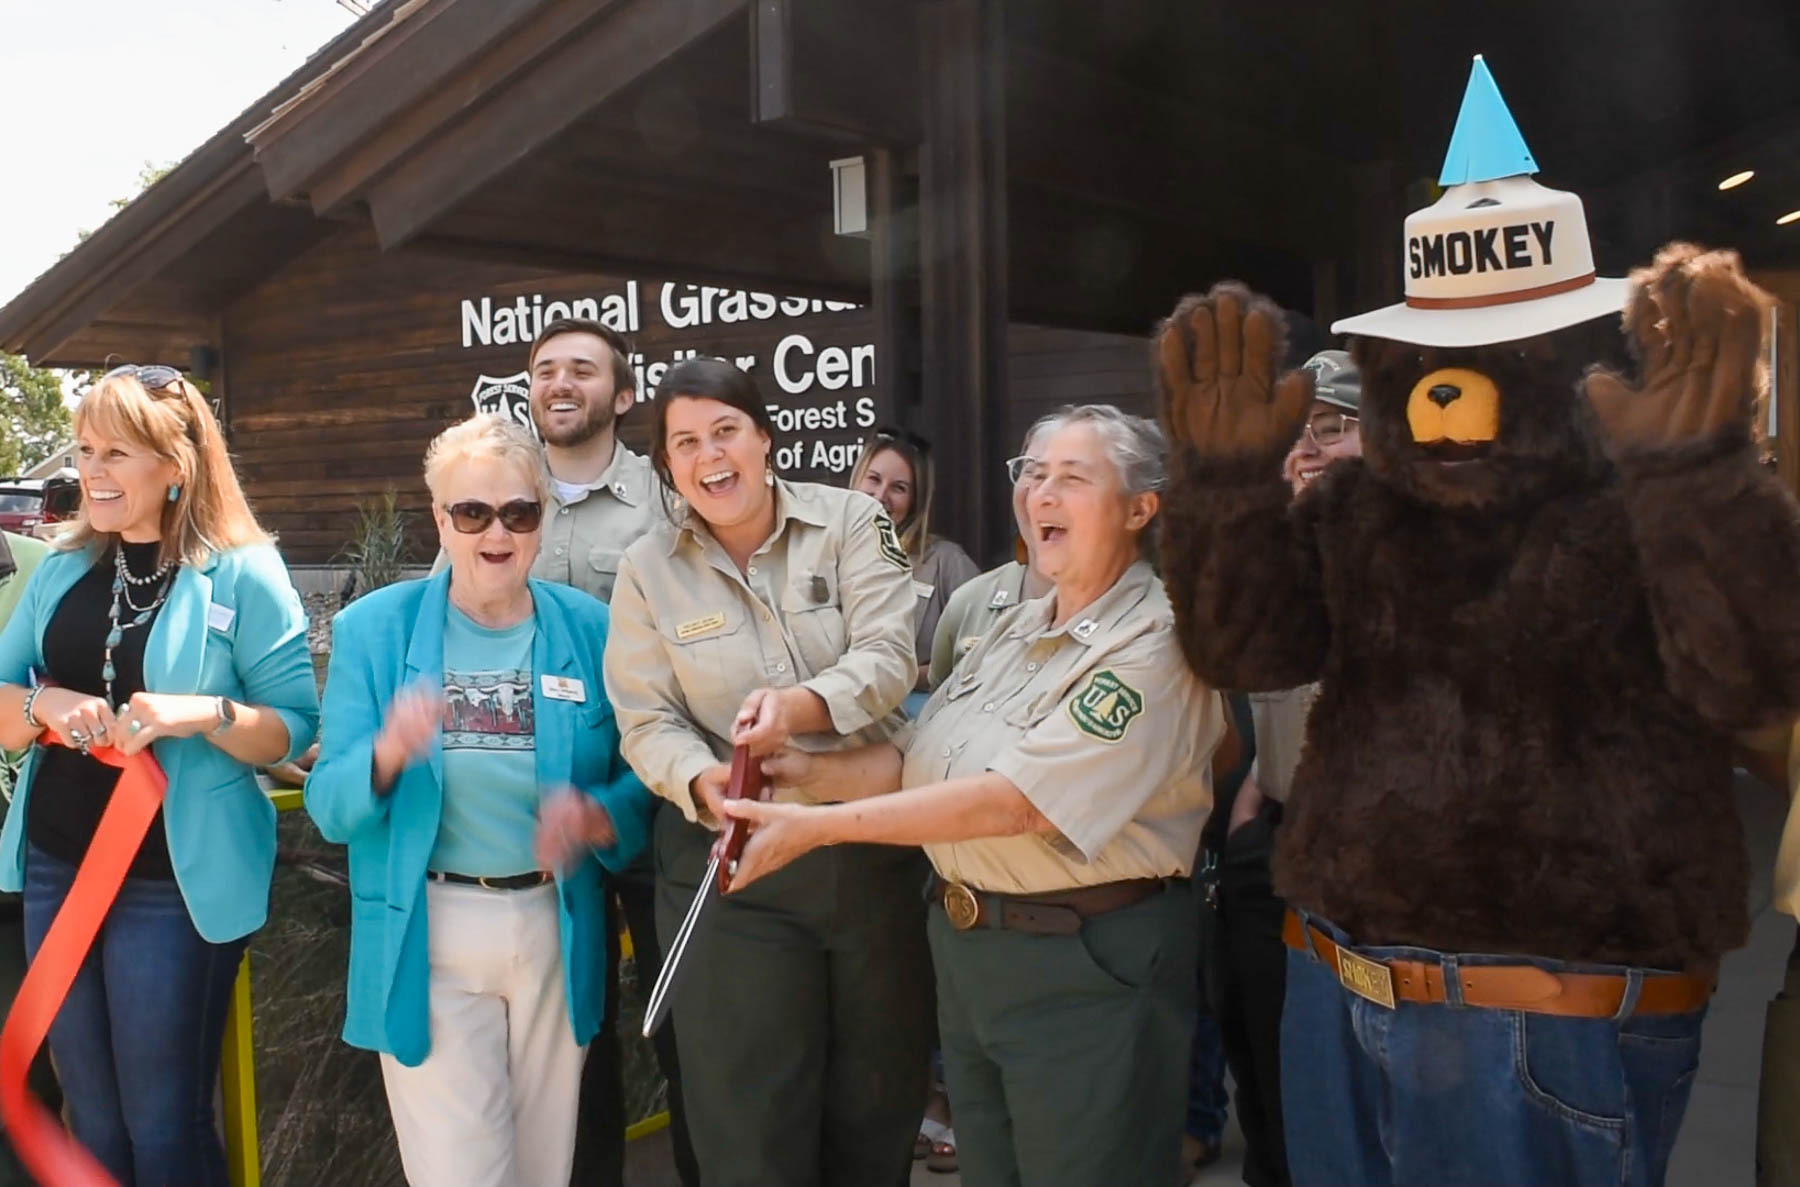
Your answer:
[1332,56,1627,349]
[1302,350,1360,414]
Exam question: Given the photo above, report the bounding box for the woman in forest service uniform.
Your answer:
[603,357,931,1187]
[724,404,1223,1187]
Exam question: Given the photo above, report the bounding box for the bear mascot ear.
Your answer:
[1155,280,1315,474]
[1582,243,1771,453]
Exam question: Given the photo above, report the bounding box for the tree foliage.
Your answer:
[0,354,72,476]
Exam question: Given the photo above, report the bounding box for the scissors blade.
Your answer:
[641,852,720,1038]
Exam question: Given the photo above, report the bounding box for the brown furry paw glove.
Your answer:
[1584,242,1772,452]
[1155,281,1314,472]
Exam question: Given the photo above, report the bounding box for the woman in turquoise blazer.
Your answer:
[305,415,650,1187]
[0,366,319,1186]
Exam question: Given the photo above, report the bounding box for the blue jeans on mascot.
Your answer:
[1282,910,1704,1187]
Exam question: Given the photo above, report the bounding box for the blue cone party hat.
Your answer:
[1437,55,1538,186]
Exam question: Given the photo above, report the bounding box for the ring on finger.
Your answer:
[68,727,88,744]
[127,719,144,736]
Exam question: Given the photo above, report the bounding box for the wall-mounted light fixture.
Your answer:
[830,156,868,239]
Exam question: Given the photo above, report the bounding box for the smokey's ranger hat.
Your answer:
[1332,56,1628,349]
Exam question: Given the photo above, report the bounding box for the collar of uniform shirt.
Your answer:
[1007,558,1157,643]
[544,442,648,508]
[669,475,831,555]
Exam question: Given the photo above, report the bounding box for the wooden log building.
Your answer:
[3,0,1798,567]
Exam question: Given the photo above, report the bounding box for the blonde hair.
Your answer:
[423,414,550,504]
[65,371,270,567]
[848,433,936,561]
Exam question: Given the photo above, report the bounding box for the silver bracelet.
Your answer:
[21,686,44,730]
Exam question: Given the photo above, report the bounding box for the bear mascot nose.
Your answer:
[1429,384,1462,408]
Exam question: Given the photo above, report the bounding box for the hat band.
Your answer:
[1406,271,1596,310]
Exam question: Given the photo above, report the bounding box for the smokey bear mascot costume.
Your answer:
[1156,57,1800,1187]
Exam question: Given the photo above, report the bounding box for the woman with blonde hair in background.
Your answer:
[0,364,319,1185]
[848,426,979,715]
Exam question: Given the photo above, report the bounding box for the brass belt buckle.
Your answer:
[1335,948,1397,1009]
[943,882,982,930]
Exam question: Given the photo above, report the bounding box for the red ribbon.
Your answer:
[0,742,167,1187]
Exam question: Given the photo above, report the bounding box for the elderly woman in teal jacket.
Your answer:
[306,414,650,1187]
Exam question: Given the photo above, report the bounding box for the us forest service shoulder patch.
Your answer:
[875,513,910,570]
[1067,669,1144,743]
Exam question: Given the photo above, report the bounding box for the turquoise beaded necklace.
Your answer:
[106,544,176,709]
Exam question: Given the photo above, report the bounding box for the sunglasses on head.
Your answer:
[444,499,544,534]
[871,425,932,455]
[103,363,183,392]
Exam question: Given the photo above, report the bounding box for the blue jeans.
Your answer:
[22,846,248,1187]
[1185,1011,1230,1144]
[1281,912,1704,1187]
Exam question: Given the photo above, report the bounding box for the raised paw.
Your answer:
[1585,242,1771,449]
[1154,281,1313,467]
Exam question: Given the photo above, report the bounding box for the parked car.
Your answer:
[0,473,80,539]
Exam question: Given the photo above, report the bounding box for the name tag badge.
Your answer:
[676,612,727,641]
[912,581,936,599]
[540,675,586,703]
[206,603,236,631]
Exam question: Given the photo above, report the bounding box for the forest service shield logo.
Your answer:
[1067,670,1143,743]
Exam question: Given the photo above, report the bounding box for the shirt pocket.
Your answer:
[779,570,846,677]
[586,547,624,598]
[655,602,750,717]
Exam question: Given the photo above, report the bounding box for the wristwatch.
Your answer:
[210,696,237,736]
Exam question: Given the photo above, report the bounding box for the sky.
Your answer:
[0,0,361,305]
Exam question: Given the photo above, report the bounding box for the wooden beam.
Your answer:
[750,0,919,143]
[1003,43,1351,260]
[365,0,748,250]
[917,0,1011,565]
[868,147,919,426]
[251,0,546,203]
[298,0,620,217]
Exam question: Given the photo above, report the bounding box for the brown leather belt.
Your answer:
[928,874,1171,936]
[1283,910,1712,1018]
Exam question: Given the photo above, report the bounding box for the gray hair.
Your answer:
[1024,404,1168,496]
[423,413,551,505]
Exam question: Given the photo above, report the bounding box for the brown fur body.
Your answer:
[1161,313,1800,970]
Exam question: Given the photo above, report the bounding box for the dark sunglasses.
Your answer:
[444,499,544,534]
[103,363,183,391]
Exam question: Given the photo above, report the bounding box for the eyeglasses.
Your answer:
[103,364,183,392]
[1303,410,1359,447]
[444,499,544,534]
[1005,455,1044,485]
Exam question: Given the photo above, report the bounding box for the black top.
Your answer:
[27,542,177,880]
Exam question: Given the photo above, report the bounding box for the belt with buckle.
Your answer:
[928,874,1171,936]
[1282,909,1713,1018]
[427,870,553,891]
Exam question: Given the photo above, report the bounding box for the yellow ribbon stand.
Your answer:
[219,785,669,1186]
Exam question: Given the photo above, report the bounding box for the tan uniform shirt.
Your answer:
[606,479,917,823]
[535,442,660,604]
[431,441,661,605]
[910,536,981,672]
[900,561,1222,894]
[1247,684,1318,803]
[927,561,1031,689]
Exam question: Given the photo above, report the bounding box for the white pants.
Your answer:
[379,880,587,1187]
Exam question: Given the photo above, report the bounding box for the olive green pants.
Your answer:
[929,881,1197,1187]
[654,810,933,1187]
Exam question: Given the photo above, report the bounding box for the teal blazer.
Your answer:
[0,542,320,942]
[304,571,651,1067]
